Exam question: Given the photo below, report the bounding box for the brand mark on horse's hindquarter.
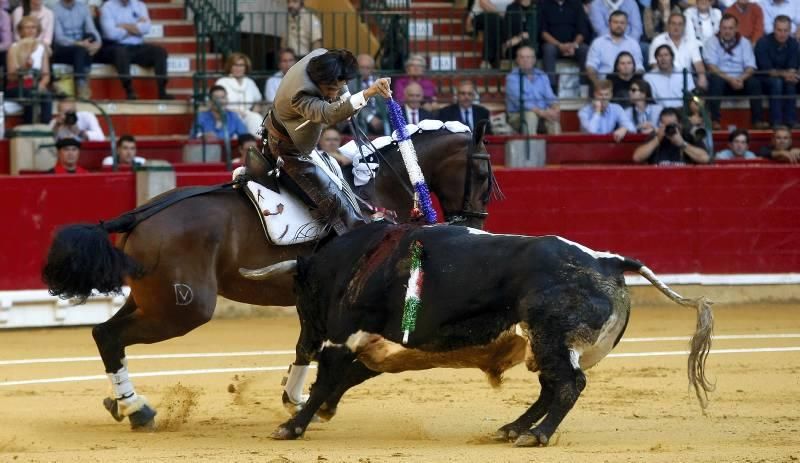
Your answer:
[174,284,194,306]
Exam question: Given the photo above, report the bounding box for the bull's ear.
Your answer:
[473,119,489,146]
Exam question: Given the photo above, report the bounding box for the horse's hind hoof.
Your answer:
[270,425,303,440]
[514,429,549,447]
[103,397,125,422]
[129,404,157,431]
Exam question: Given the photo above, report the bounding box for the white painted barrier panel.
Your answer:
[0,289,128,329]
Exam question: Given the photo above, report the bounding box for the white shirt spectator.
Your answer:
[644,67,696,107]
[684,6,723,44]
[264,71,284,104]
[761,0,800,34]
[49,110,106,141]
[648,33,704,70]
[102,154,146,166]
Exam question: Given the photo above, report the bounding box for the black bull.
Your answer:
[241,223,715,446]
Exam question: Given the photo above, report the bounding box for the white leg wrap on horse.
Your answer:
[108,362,145,416]
[284,364,309,404]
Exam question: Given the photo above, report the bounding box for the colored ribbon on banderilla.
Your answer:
[385,98,438,224]
[401,240,424,344]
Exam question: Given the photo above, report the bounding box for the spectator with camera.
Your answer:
[52,0,101,99]
[49,98,105,141]
[102,134,145,167]
[632,107,711,164]
[716,128,757,159]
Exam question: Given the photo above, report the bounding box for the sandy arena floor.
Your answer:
[1,303,799,462]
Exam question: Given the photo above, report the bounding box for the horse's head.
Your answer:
[434,119,499,229]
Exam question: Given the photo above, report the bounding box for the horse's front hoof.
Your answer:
[316,403,337,422]
[270,425,303,440]
[129,404,157,431]
[514,429,549,447]
[281,391,308,417]
[493,424,524,442]
[103,397,125,422]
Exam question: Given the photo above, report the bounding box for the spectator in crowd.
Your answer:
[537,0,590,91]
[645,44,696,107]
[215,52,264,137]
[755,15,799,128]
[193,85,250,140]
[402,81,433,125]
[467,0,512,69]
[49,98,104,141]
[232,133,258,164]
[7,15,51,124]
[12,0,54,45]
[632,107,711,164]
[52,0,101,100]
[759,125,800,162]
[588,0,643,44]
[506,45,561,134]
[648,13,708,89]
[625,79,663,134]
[283,0,321,58]
[393,54,437,110]
[578,79,635,140]
[716,128,757,159]
[761,0,798,35]
[704,14,766,129]
[0,8,12,85]
[316,126,350,167]
[438,80,492,133]
[643,0,671,41]
[609,51,641,106]
[264,48,297,105]
[504,0,536,63]
[725,0,764,44]
[97,0,172,100]
[49,138,87,173]
[347,53,390,136]
[684,0,722,45]
[102,134,146,166]
[586,11,645,90]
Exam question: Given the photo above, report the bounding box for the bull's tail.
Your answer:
[632,263,715,409]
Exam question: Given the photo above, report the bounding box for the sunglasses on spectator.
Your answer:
[630,87,642,93]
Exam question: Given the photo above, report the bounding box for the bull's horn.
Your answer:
[239,260,297,280]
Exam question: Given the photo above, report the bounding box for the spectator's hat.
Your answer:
[56,138,82,149]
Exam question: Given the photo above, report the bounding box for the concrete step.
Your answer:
[148,4,186,20]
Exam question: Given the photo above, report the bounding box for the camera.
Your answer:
[64,111,78,126]
[665,123,679,136]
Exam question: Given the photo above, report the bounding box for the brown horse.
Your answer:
[42,121,497,430]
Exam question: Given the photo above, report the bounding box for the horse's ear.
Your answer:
[473,119,489,146]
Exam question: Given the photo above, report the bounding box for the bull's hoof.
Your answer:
[514,429,549,447]
[128,404,157,431]
[270,425,304,440]
[103,397,125,422]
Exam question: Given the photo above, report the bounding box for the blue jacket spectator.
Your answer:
[754,15,799,127]
[578,79,636,141]
[505,45,562,134]
[193,85,250,140]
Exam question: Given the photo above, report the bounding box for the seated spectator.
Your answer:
[760,0,798,36]
[215,52,263,137]
[7,16,52,124]
[97,0,172,100]
[49,137,87,173]
[467,0,511,69]
[192,85,250,140]
[538,0,590,91]
[12,0,54,46]
[759,125,800,162]
[648,13,708,89]
[437,80,492,133]
[347,53,390,136]
[725,0,764,44]
[609,51,641,106]
[392,54,437,110]
[402,82,434,125]
[282,0,321,58]
[506,45,561,134]
[52,0,102,100]
[684,0,722,45]
[642,0,670,42]
[578,79,635,140]
[586,11,645,90]
[317,126,349,167]
[0,8,11,86]
[503,0,536,63]
[588,0,643,45]
[102,134,145,166]
[703,14,765,129]
[632,107,711,164]
[264,48,297,105]
[49,98,104,141]
[754,15,799,128]
[625,79,663,134]
[232,133,258,164]
[716,128,757,159]
[645,44,696,108]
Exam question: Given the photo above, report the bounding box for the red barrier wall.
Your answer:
[0,173,136,290]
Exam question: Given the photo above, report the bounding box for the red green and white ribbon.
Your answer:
[401,240,424,344]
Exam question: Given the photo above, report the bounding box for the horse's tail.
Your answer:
[41,219,143,304]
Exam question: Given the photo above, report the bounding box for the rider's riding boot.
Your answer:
[280,155,369,235]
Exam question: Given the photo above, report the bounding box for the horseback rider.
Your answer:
[265,48,392,234]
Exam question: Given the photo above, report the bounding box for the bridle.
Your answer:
[444,141,493,225]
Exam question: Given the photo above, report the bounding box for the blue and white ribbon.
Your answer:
[386,98,438,224]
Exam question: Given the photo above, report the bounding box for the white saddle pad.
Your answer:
[244,181,326,245]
